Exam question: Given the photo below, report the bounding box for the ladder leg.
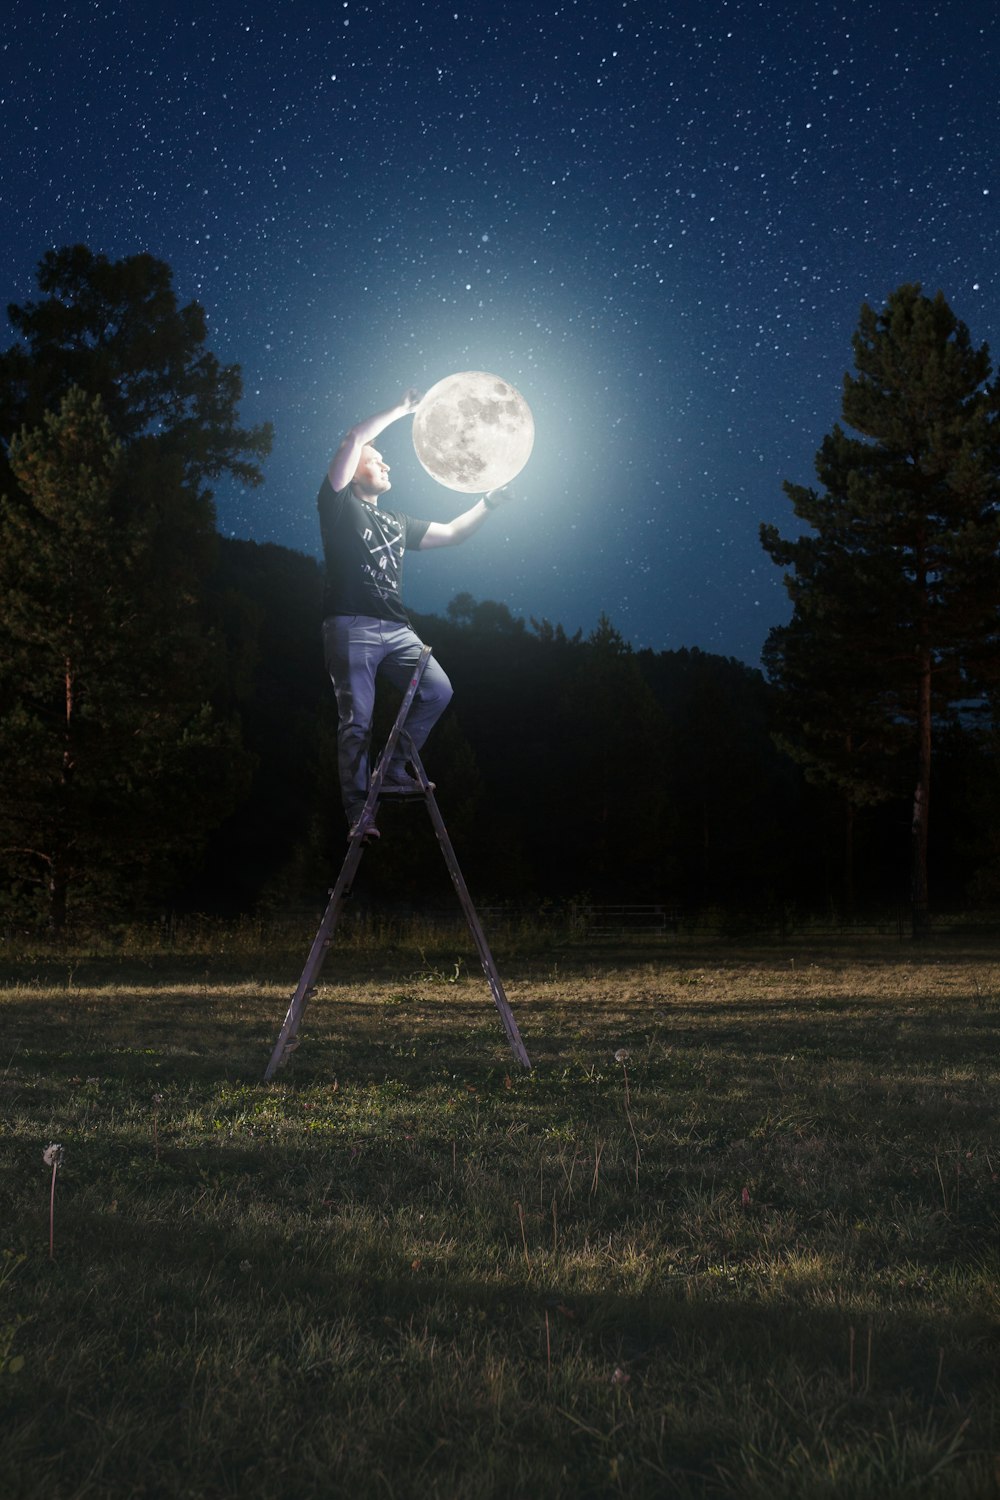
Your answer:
[263,841,364,1080]
[411,748,532,1071]
[263,646,435,1080]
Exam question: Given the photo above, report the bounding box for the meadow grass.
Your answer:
[0,931,998,1497]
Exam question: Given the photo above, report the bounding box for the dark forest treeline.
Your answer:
[184,536,1000,925]
[3,507,999,930]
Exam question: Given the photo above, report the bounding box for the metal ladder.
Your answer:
[263,644,531,1080]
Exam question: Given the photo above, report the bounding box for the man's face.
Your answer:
[352,444,391,501]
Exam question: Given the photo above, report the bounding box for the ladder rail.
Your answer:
[414,748,531,1070]
[262,837,362,1081]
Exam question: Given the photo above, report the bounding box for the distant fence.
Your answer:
[574,903,679,937]
[566,905,1000,942]
[270,901,1000,944]
[331,902,1000,944]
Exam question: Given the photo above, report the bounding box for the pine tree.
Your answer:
[759,548,908,913]
[0,246,272,927]
[0,389,251,927]
[761,284,1000,930]
[0,244,271,496]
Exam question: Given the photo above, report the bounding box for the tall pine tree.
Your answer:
[0,244,270,493]
[0,246,271,927]
[761,285,1000,930]
[0,389,250,927]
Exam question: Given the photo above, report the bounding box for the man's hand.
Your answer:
[418,486,515,550]
[328,388,423,490]
[483,484,516,509]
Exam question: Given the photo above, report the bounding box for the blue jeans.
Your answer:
[322,615,453,819]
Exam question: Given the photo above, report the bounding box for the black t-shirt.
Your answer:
[317,476,430,624]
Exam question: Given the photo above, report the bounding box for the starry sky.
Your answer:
[2,0,998,665]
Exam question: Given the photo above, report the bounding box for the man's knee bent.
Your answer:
[419,678,452,717]
[420,667,453,715]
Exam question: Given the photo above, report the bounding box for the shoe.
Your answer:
[378,772,434,798]
[347,811,380,842]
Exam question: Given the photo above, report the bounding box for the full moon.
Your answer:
[412,371,534,493]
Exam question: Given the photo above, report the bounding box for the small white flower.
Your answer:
[43,1143,65,1169]
[614,1048,630,1064]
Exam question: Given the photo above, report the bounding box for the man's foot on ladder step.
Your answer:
[347,810,380,843]
[378,771,435,798]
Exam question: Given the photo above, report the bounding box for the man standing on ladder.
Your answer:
[320,388,506,842]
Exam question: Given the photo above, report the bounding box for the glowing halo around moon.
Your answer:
[412,371,534,493]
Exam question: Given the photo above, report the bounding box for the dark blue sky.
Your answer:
[2,0,997,664]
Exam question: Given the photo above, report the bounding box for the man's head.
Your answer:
[351,444,391,502]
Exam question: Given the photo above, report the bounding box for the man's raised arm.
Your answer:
[327,388,421,492]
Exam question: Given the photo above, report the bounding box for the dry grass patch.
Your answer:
[0,941,998,1497]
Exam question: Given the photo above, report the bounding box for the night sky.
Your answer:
[3,0,998,665]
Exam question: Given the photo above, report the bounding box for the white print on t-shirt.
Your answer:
[361,516,404,595]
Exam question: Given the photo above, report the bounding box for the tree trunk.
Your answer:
[54,654,75,932]
[48,854,68,936]
[911,651,932,937]
[843,796,856,919]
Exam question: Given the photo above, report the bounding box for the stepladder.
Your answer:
[264,644,531,1080]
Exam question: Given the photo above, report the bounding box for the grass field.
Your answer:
[0,929,998,1498]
